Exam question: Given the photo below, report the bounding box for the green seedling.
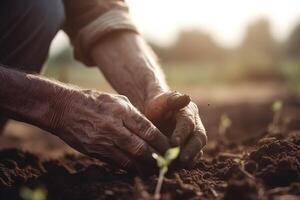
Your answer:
[219,114,232,136]
[20,187,47,200]
[272,100,283,113]
[152,147,180,200]
[269,100,283,133]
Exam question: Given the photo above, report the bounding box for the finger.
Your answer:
[124,113,171,154]
[179,129,207,163]
[114,127,155,165]
[146,92,191,121]
[167,92,191,110]
[171,110,195,146]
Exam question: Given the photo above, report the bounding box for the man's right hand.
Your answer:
[0,66,170,172]
[53,89,171,172]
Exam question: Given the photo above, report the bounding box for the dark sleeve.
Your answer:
[63,0,138,66]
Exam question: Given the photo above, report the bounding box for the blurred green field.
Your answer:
[44,17,300,98]
[44,59,300,95]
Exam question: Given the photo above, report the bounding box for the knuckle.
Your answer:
[178,109,194,119]
[176,113,195,130]
[186,117,195,130]
[117,95,130,103]
[110,101,128,115]
[99,93,114,102]
[188,102,199,114]
[111,97,133,115]
[132,142,147,157]
[142,124,157,140]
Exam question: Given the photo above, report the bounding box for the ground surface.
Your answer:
[0,99,300,200]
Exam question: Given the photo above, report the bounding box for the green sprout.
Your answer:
[269,100,283,133]
[219,114,232,136]
[20,187,47,200]
[152,147,180,199]
[272,100,283,113]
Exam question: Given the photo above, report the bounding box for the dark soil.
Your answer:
[0,100,300,200]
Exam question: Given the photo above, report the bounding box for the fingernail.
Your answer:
[172,95,190,110]
[178,95,190,104]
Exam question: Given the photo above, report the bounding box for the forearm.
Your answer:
[0,66,74,132]
[91,32,169,113]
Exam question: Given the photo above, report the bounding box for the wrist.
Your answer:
[91,32,170,114]
[42,86,79,133]
[0,67,76,132]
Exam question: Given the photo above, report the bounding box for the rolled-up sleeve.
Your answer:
[63,0,138,66]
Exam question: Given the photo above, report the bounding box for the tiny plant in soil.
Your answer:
[219,114,232,136]
[152,147,180,200]
[20,187,47,200]
[269,100,283,133]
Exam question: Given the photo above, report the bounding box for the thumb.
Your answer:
[167,92,191,110]
[146,92,191,121]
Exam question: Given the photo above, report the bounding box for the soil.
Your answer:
[0,99,300,200]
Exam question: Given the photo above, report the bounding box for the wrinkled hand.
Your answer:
[145,92,207,166]
[53,90,170,171]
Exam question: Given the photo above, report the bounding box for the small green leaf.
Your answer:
[152,147,180,199]
[272,100,283,113]
[20,187,46,200]
[164,147,180,162]
[152,153,167,168]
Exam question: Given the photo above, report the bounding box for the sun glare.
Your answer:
[127,0,300,47]
[50,0,300,55]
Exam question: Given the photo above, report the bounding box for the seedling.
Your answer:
[20,187,47,200]
[218,114,232,136]
[269,100,283,133]
[152,147,180,200]
[272,100,283,124]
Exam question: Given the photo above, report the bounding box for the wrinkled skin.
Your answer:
[54,89,171,172]
[145,92,207,167]
[92,32,207,167]
[0,31,207,172]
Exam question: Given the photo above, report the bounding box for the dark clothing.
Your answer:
[0,0,65,72]
[0,0,137,72]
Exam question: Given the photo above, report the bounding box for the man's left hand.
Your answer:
[145,91,207,166]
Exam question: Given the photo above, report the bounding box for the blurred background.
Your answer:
[46,0,300,104]
[2,0,300,157]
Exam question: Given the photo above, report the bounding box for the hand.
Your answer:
[145,91,207,166]
[52,89,171,172]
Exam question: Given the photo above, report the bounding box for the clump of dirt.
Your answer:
[248,132,300,188]
[1,130,299,200]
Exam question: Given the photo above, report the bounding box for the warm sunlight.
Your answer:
[127,0,300,47]
[50,0,300,54]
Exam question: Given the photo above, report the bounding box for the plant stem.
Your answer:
[154,169,166,200]
[273,110,281,126]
